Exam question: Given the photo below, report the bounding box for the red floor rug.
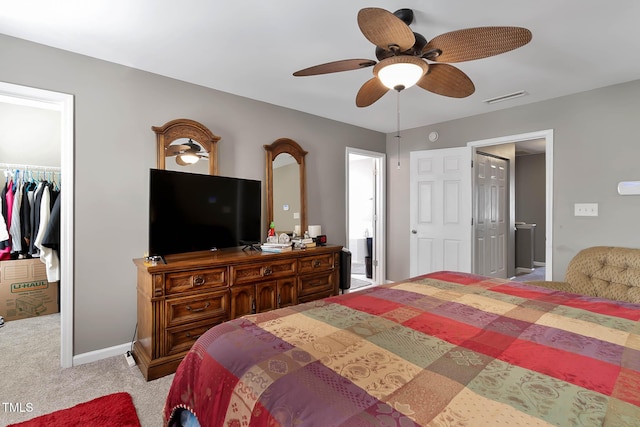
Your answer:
[7,392,141,427]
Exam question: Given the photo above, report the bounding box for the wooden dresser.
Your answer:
[132,244,342,380]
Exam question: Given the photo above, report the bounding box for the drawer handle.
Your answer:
[313,260,321,268]
[263,266,273,276]
[186,302,210,313]
[186,332,202,340]
[192,275,206,286]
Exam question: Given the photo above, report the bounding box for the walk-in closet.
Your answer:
[0,98,62,350]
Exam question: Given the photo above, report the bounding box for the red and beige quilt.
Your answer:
[165,271,640,426]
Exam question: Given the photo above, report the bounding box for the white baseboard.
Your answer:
[515,267,535,275]
[73,342,131,366]
[533,261,546,267]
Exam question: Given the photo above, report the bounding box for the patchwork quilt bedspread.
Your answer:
[164,271,640,426]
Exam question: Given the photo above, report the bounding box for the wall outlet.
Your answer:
[574,203,598,217]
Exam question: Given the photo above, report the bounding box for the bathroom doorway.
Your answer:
[345,148,386,289]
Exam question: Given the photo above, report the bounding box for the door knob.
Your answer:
[411,229,417,234]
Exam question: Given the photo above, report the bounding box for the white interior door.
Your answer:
[410,147,472,277]
[474,152,508,278]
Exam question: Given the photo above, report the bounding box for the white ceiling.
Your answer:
[2,1,639,133]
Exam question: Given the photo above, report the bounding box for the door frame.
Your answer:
[468,129,553,280]
[345,147,386,284]
[0,81,75,367]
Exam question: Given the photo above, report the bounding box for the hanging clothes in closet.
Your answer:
[0,166,61,282]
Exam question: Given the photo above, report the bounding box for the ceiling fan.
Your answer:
[293,7,532,107]
[165,139,209,165]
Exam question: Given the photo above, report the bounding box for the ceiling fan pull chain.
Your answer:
[396,90,401,169]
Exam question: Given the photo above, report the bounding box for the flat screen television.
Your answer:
[149,169,261,257]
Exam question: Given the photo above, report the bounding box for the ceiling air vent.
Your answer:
[483,90,528,105]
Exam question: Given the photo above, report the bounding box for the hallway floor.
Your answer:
[510,266,546,282]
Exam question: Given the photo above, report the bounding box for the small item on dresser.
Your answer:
[278,233,290,244]
[308,225,322,238]
[268,221,276,237]
[292,237,315,249]
[260,243,292,253]
[314,234,327,246]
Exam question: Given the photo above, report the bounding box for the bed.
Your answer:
[164,271,640,426]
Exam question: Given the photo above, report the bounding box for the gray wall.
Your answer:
[515,153,546,262]
[387,79,640,281]
[0,34,386,355]
[0,103,60,165]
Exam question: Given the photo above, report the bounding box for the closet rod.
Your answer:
[0,162,61,171]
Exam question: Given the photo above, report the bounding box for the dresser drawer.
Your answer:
[231,259,297,285]
[298,253,335,274]
[166,290,229,327]
[298,271,336,297]
[165,319,221,356]
[165,267,227,295]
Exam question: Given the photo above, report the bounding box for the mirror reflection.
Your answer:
[153,118,220,175]
[264,138,307,237]
[165,138,210,174]
[272,153,301,234]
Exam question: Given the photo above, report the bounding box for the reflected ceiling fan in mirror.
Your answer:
[165,139,209,165]
[293,7,532,107]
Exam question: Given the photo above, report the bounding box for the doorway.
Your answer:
[345,148,386,289]
[0,81,74,368]
[468,130,553,280]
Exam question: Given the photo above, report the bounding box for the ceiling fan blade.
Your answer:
[358,8,415,52]
[417,63,475,98]
[423,26,532,63]
[293,59,376,76]
[165,144,190,156]
[356,77,389,107]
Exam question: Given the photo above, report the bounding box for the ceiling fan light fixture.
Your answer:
[375,56,427,91]
[177,154,199,165]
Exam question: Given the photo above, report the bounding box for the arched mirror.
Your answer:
[265,138,307,236]
[152,118,220,175]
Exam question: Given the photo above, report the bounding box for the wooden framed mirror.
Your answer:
[265,138,308,235]
[152,118,220,175]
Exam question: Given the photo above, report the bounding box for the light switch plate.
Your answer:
[574,203,598,217]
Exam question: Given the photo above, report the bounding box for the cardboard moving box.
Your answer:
[0,258,59,321]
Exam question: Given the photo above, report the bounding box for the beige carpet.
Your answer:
[0,313,173,426]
